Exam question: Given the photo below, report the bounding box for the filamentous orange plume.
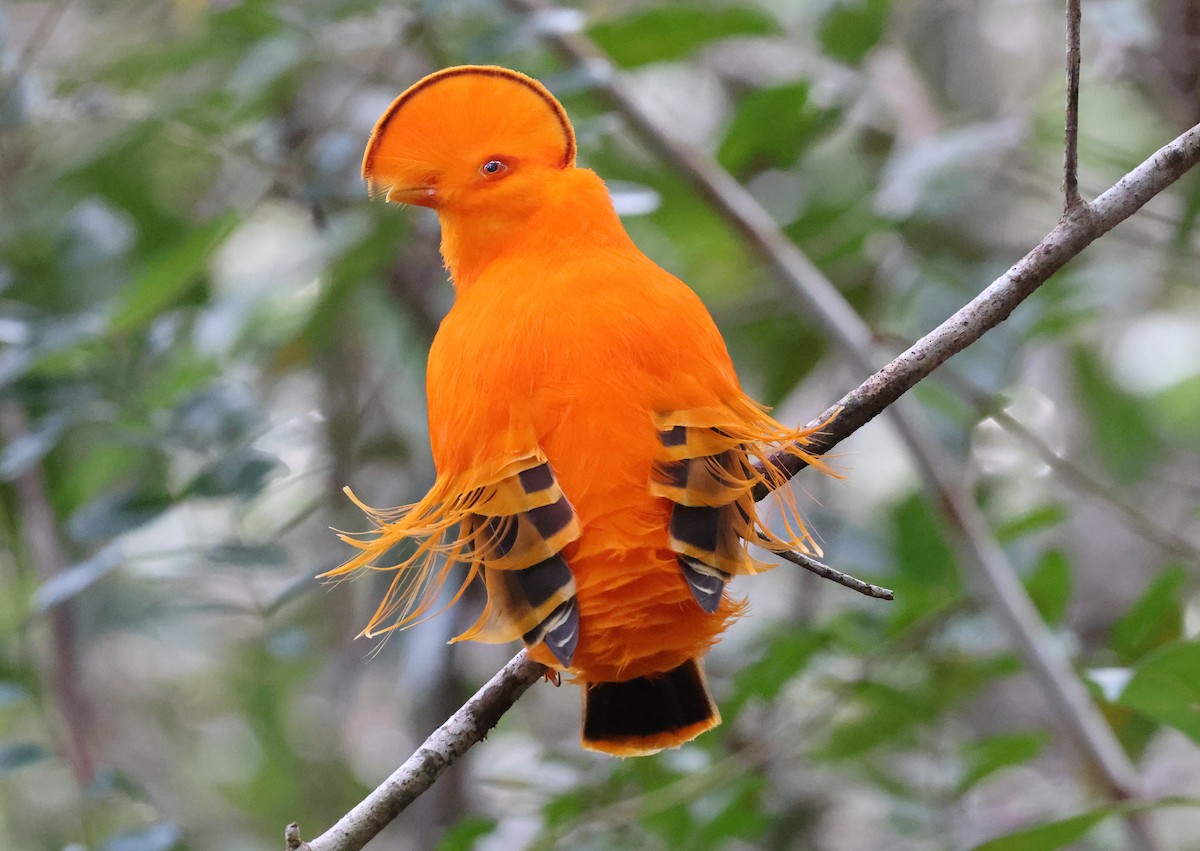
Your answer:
[325,65,835,756]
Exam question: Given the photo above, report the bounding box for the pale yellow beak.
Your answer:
[385,186,438,207]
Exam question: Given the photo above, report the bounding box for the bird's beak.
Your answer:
[385,186,438,208]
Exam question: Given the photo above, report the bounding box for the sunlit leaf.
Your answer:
[818,0,889,64]
[1110,566,1185,663]
[958,731,1048,794]
[1117,641,1200,743]
[1023,550,1071,626]
[108,214,237,335]
[718,83,838,178]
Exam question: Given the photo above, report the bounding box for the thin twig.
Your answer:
[286,651,547,851]
[941,368,1200,564]
[1064,0,1085,211]
[773,549,894,600]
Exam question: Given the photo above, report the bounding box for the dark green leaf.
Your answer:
[183,448,282,498]
[958,731,1048,794]
[1023,550,1071,626]
[205,542,288,566]
[31,545,123,613]
[100,823,183,851]
[1110,566,1185,663]
[1117,641,1200,743]
[588,5,778,68]
[436,817,498,851]
[69,489,173,542]
[1071,347,1158,483]
[0,742,50,774]
[727,629,829,715]
[971,809,1109,851]
[971,798,1200,851]
[107,214,237,335]
[995,503,1067,543]
[818,0,889,64]
[718,83,837,177]
[167,382,262,450]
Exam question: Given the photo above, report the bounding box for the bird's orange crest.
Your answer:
[362,65,576,203]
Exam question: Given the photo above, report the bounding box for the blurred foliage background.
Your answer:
[2,0,1199,849]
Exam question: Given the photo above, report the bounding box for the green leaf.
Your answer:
[68,489,173,542]
[1023,550,1071,626]
[818,0,889,65]
[205,542,288,567]
[958,731,1048,794]
[183,448,282,498]
[107,213,237,335]
[1117,641,1200,743]
[0,742,50,774]
[971,809,1109,851]
[436,818,498,851]
[995,503,1067,543]
[588,5,778,68]
[1070,347,1158,483]
[1110,566,1185,663]
[727,629,828,715]
[823,680,932,758]
[718,83,837,177]
[971,798,1200,851]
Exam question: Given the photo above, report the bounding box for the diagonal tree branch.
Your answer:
[287,5,1200,848]
[753,119,1200,492]
[286,651,547,851]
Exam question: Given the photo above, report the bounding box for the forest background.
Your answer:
[2,0,1199,849]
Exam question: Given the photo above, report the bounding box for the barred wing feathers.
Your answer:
[323,452,581,665]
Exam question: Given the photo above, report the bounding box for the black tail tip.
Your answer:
[582,658,720,756]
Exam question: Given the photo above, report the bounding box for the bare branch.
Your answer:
[754,120,1200,493]
[287,652,546,851]
[1064,0,1085,211]
[773,550,894,600]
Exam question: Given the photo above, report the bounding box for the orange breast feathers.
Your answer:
[324,65,835,756]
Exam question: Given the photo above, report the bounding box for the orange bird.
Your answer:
[326,66,832,756]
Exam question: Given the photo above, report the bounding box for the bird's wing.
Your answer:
[325,451,582,665]
[649,396,834,612]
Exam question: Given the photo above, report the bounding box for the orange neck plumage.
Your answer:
[437,167,633,293]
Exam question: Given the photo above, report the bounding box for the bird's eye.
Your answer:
[479,159,508,177]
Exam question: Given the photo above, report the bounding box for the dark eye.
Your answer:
[479,159,508,176]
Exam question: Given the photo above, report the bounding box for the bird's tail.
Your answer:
[581,658,719,756]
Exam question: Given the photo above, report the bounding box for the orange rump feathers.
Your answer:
[325,66,834,756]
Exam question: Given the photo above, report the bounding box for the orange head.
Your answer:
[362,66,577,215]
